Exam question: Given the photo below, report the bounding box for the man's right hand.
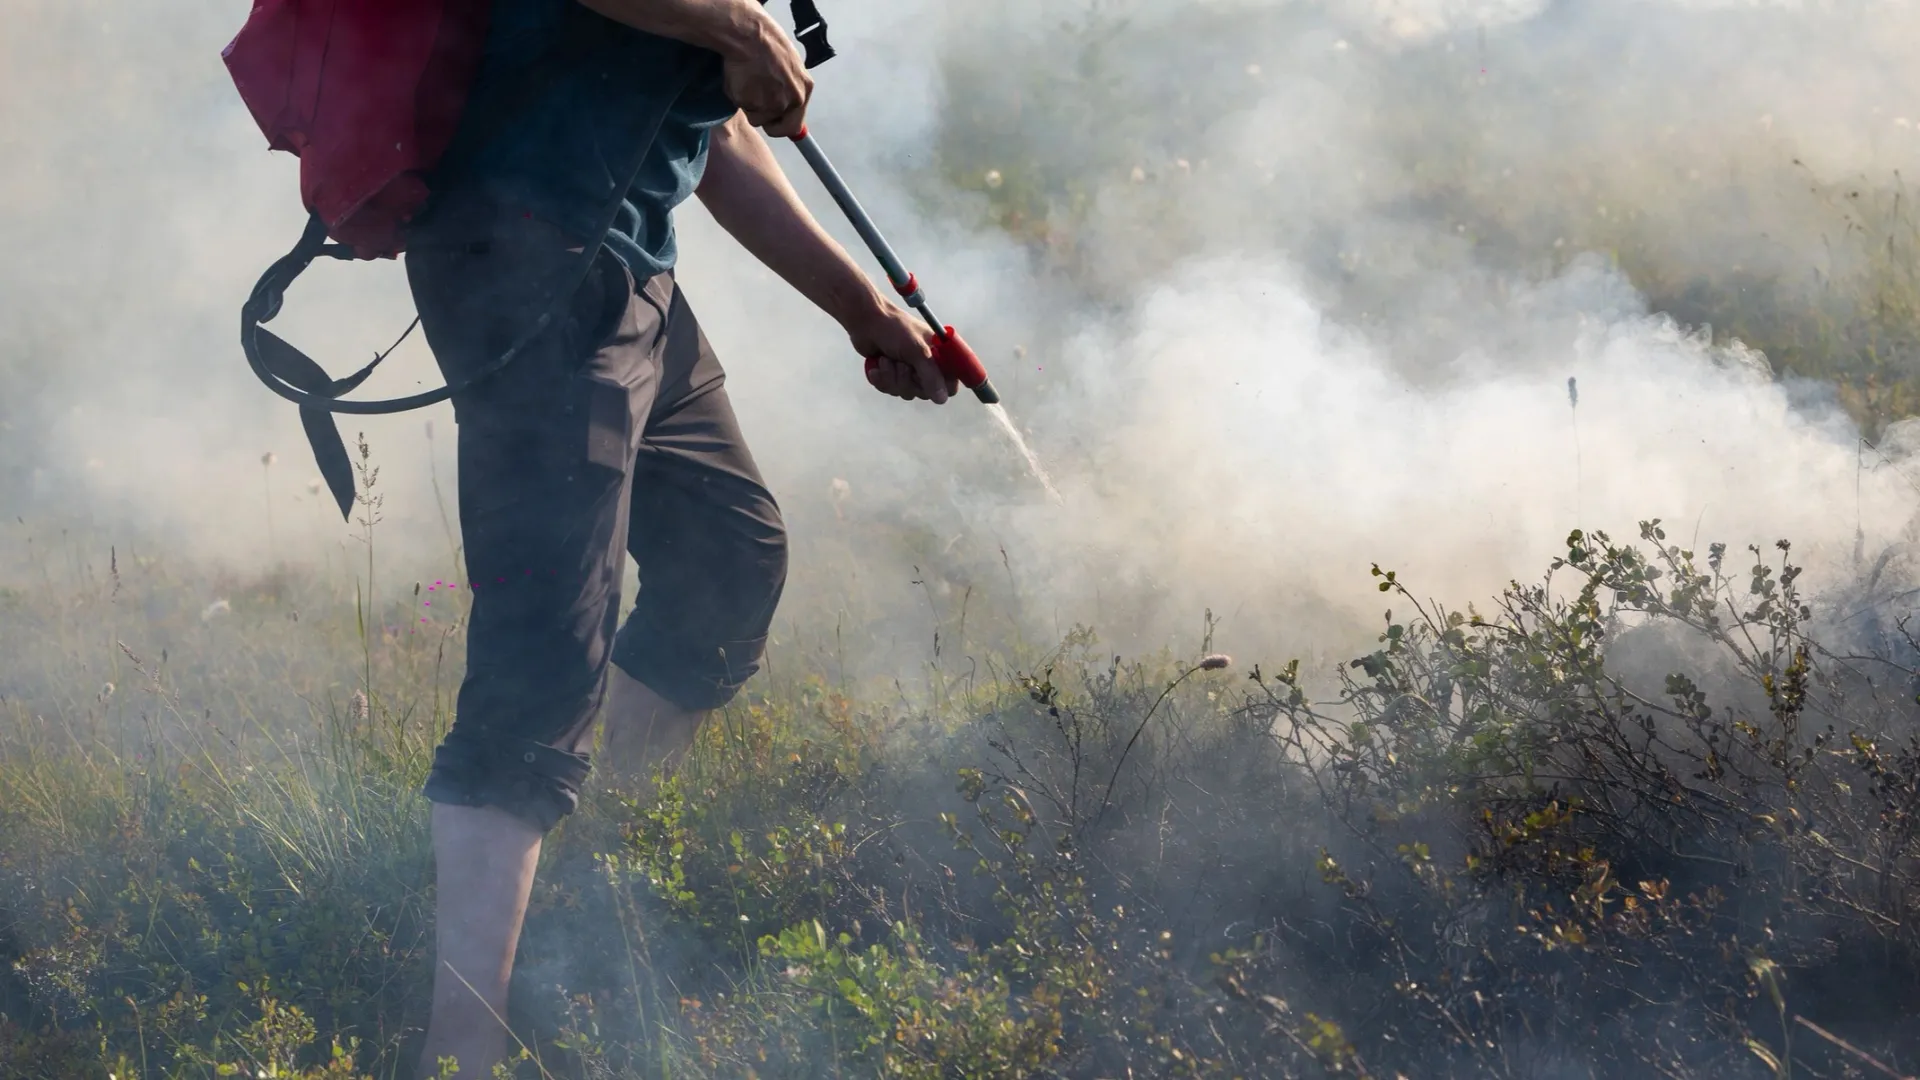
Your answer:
[845,302,955,405]
[716,2,811,137]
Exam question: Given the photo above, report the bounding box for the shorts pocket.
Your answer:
[582,374,635,472]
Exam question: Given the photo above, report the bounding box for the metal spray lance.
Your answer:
[788,127,1002,405]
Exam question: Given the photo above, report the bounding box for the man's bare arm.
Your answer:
[697,114,875,326]
[574,0,811,135]
[578,3,949,400]
[696,113,955,403]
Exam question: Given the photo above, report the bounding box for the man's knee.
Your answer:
[614,498,788,711]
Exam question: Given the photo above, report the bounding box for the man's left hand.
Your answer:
[846,304,956,404]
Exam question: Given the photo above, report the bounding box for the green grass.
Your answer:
[4,512,1920,1078]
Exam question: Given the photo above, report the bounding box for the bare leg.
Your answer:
[601,665,709,784]
[416,803,543,1079]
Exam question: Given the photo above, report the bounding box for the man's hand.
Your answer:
[847,304,956,404]
[717,6,812,137]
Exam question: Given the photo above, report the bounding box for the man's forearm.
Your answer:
[695,113,887,327]
[575,0,765,56]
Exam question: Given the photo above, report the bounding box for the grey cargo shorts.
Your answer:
[405,195,788,832]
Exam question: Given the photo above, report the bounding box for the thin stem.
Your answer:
[1091,664,1207,831]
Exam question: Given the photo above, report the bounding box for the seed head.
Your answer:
[1198,654,1232,671]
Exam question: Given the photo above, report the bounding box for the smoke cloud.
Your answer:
[5,0,1920,674]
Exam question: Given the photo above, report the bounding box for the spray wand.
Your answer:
[789,127,1000,405]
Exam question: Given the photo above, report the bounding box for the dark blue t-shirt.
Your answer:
[448,0,739,275]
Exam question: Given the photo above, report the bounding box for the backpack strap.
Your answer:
[242,53,705,520]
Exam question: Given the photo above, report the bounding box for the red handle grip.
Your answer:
[860,326,988,388]
[930,326,989,389]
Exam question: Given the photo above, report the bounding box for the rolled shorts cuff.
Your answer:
[421,730,595,833]
[611,634,768,713]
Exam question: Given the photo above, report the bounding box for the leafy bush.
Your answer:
[5,521,1920,1077]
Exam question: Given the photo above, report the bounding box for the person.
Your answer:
[403,1,959,1074]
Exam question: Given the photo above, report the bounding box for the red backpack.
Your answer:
[225,0,490,259]
[222,0,834,518]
